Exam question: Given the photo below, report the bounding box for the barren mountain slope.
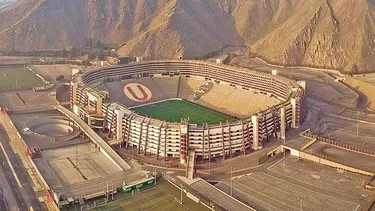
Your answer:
[0,0,375,72]
[245,0,375,72]
[117,0,242,59]
[0,0,173,50]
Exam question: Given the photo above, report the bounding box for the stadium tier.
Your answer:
[70,60,307,163]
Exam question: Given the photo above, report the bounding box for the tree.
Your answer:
[97,54,105,61]
[56,75,64,82]
[96,40,102,49]
[60,49,69,57]
[85,37,94,47]
[70,47,78,57]
[88,53,96,60]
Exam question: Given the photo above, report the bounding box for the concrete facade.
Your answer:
[69,60,307,163]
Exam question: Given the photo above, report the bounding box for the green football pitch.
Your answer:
[0,66,43,90]
[133,100,236,125]
[92,178,209,211]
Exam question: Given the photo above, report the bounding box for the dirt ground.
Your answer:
[344,77,375,111]
[31,64,81,82]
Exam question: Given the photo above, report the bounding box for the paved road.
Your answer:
[230,56,362,109]
[0,126,44,211]
[0,168,11,211]
[0,148,26,211]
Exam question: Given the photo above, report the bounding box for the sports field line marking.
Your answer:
[141,191,160,207]
[229,180,283,211]
[226,165,262,174]
[38,67,54,79]
[249,172,359,209]
[267,159,371,198]
[267,157,284,170]
[233,179,296,211]
[27,93,44,101]
[156,186,190,210]
[354,204,361,211]
[5,95,16,108]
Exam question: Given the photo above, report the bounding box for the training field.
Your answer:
[93,187,185,211]
[92,178,208,211]
[0,66,43,90]
[133,100,235,125]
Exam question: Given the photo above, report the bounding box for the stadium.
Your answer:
[70,60,307,164]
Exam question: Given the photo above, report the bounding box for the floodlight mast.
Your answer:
[231,167,233,196]
[76,139,78,168]
[356,111,361,136]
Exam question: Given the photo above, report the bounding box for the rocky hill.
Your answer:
[0,0,375,72]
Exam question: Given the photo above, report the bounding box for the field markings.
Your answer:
[141,191,159,207]
[42,159,63,188]
[245,172,359,210]
[267,159,370,198]
[0,66,43,89]
[354,204,361,211]
[27,93,45,102]
[5,95,17,108]
[232,179,294,211]
[267,157,284,170]
[37,68,54,80]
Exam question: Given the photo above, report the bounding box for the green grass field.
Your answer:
[92,179,209,211]
[133,100,235,125]
[0,66,43,90]
[93,188,184,211]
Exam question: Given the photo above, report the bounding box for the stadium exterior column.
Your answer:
[121,129,127,149]
[291,98,297,128]
[125,114,133,149]
[156,122,163,160]
[262,113,269,141]
[102,104,109,133]
[70,82,78,108]
[180,123,189,164]
[96,96,103,115]
[241,120,246,155]
[280,107,286,140]
[108,111,116,139]
[143,119,151,156]
[272,109,278,137]
[202,125,205,162]
[227,121,232,158]
[207,124,211,163]
[252,115,259,150]
[116,109,126,140]
[164,125,167,158]
[221,123,225,160]
[138,117,145,154]
[247,120,251,150]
